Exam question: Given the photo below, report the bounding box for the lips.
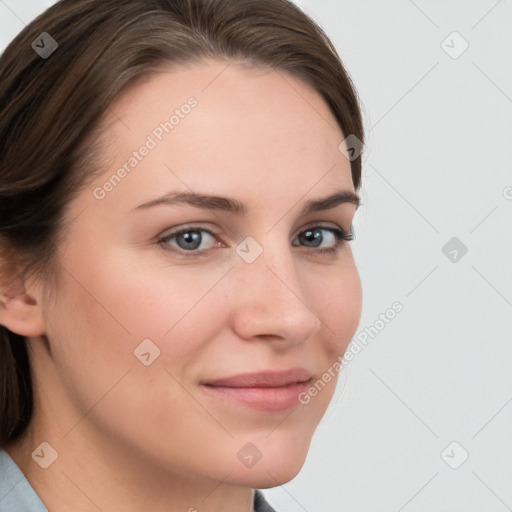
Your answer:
[201,367,313,388]
[200,368,313,412]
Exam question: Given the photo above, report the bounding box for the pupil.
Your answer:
[179,231,201,250]
[302,229,321,247]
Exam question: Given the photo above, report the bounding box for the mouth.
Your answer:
[200,368,313,413]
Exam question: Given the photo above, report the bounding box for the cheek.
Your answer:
[60,231,229,338]
[293,257,361,408]
[311,257,362,354]
[48,244,237,412]
[337,266,362,345]
[43,261,219,450]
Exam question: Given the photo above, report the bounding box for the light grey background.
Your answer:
[1,1,511,511]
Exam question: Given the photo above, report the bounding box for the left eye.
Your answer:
[158,225,353,257]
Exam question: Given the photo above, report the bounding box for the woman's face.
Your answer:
[26,59,362,489]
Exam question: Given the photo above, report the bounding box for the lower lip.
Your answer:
[200,381,311,413]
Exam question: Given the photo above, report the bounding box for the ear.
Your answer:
[0,269,46,338]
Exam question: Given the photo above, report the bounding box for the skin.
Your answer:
[1,59,362,512]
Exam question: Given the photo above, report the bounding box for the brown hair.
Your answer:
[0,0,364,449]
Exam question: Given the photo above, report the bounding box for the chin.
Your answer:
[255,462,305,488]
[228,461,305,489]
[225,439,310,488]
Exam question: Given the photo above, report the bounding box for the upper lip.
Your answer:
[202,368,313,388]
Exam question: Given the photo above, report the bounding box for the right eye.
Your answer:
[158,226,223,258]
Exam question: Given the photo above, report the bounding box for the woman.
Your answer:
[0,0,364,510]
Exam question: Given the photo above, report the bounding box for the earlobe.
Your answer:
[0,277,46,337]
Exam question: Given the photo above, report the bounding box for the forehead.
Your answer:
[84,59,353,215]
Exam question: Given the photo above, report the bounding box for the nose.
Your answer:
[229,239,322,348]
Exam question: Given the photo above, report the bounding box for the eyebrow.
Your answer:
[132,188,360,216]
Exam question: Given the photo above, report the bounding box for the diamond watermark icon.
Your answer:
[339,134,363,161]
[237,442,262,468]
[442,236,468,263]
[441,31,469,59]
[236,236,263,263]
[441,441,469,469]
[134,338,161,366]
[32,442,58,469]
[31,32,58,59]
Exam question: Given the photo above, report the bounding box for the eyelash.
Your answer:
[157,224,355,259]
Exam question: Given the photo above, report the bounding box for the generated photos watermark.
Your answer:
[93,97,198,200]
[298,300,403,404]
